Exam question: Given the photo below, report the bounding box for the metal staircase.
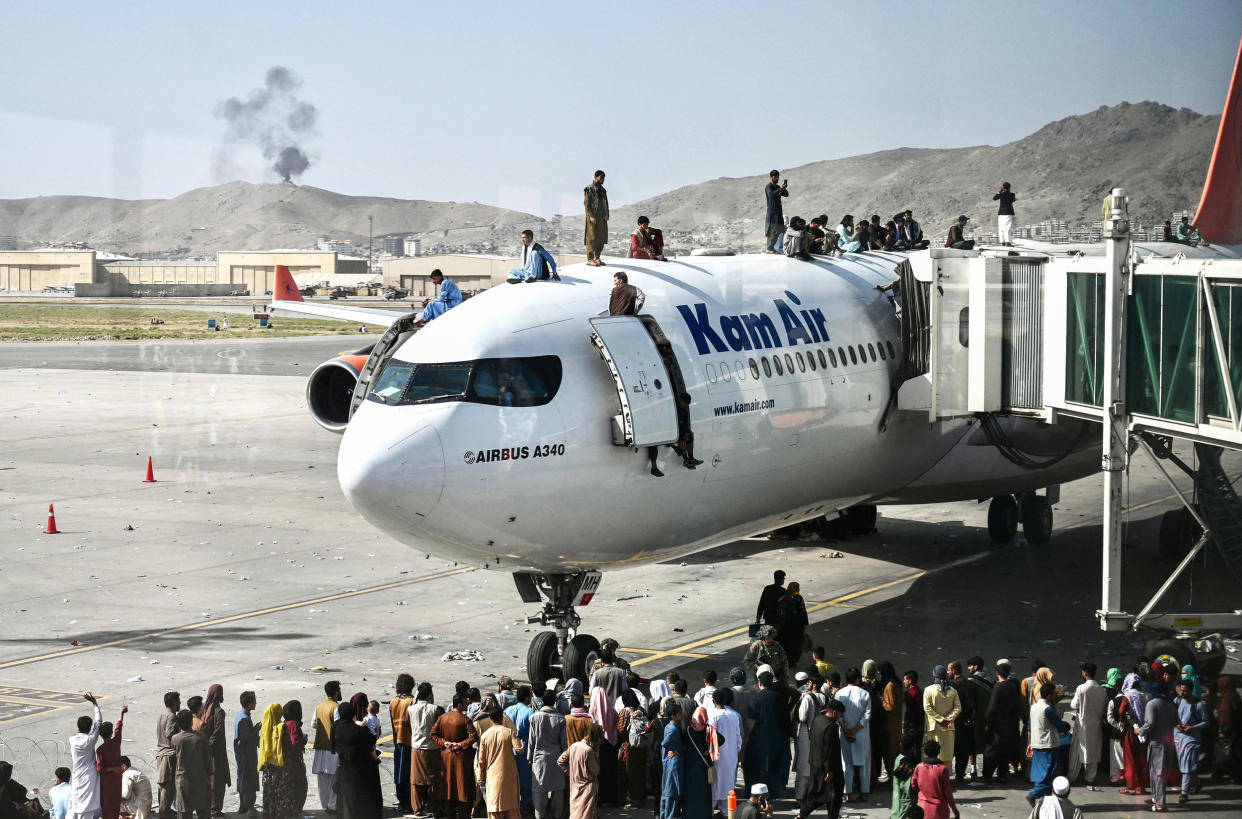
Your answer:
[1194,442,1242,581]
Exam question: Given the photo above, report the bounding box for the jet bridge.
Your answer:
[892,189,1242,674]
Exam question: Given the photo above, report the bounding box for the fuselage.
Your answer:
[336,252,1097,572]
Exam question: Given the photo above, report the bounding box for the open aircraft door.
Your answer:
[589,315,682,447]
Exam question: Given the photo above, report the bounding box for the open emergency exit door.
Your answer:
[589,315,680,447]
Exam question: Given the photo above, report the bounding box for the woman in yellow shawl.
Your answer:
[261,701,308,819]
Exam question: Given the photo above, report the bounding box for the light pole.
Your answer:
[368,215,373,275]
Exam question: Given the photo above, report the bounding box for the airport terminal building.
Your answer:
[0,250,368,296]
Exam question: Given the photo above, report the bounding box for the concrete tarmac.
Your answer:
[0,336,1237,819]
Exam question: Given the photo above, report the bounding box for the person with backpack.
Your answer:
[618,691,652,808]
[507,230,560,283]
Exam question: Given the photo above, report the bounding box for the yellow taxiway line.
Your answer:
[0,567,475,670]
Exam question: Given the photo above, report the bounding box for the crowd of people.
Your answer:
[2,623,1237,819]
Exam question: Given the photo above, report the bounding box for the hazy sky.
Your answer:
[2,0,1240,216]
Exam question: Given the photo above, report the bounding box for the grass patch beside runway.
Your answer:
[0,305,368,341]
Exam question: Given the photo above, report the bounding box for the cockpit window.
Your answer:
[367,355,562,407]
[371,362,415,401]
[406,364,472,403]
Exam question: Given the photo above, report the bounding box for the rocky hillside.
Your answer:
[0,182,545,256]
[0,101,1219,255]
[580,101,1218,249]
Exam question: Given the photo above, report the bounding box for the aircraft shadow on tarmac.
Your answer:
[643,510,1237,693]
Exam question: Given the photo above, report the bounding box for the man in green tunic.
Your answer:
[584,170,609,266]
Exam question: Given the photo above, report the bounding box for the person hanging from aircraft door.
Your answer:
[412,269,462,328]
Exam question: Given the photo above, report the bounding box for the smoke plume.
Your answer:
[216,66,317,182]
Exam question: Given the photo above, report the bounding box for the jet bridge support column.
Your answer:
[1099,188,1131,631]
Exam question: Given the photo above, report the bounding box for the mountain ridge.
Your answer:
[0,100,1219,255]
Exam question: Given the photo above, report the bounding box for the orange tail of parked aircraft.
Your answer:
[1194,36,1242,244]
[274,264,303,302]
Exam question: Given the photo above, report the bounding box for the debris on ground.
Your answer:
[441,650,484,662]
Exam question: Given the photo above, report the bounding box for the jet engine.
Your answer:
[306,349,372,432]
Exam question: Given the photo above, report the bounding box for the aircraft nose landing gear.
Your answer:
[514,571,602,684]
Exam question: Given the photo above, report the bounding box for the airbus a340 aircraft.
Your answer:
[271,40,1242,683]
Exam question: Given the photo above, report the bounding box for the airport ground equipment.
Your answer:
[894,189,1242,675]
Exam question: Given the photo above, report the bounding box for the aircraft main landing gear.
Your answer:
[987,490,1056,546]
[514,571,602,684]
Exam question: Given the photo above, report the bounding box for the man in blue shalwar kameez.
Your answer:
[504,686,536,814]
[659,707,683,819]
[1174,681,1207,805]
[415,269,461,326]
[507,230,559,283]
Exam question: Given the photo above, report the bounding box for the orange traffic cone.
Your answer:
[45,503,59,534]
[143,456,156,483]
[727,790,737,819]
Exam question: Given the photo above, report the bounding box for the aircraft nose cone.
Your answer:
[338,414,445,536]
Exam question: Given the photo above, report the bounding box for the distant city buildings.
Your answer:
[316,237,354,253]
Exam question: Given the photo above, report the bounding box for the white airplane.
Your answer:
[271,39,1242,684]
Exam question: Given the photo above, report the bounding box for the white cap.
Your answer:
[756,664,773,676]
[1052,776,1070,796]
[750,784,768,796]
[794,671,809,682]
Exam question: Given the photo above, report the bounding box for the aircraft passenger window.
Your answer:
[736,360,747,381]
[867,343,877,362]
[760,357,771,378]
[750,359,760,379]
[773,356,784,376]
[806,352,816,371]
[887,340,897,358]
[838,346,848,365]
[878,343,886,361]
[720,361,732,381]
[848,346,858,365]
[371,361,415,402]
[820,350,830,368]
[706,363,717,383]
[784,353,794,373]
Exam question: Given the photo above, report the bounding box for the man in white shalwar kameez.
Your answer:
[793,674,826,794]
[1068,662,1109,786]
[705,691,743,814]
[837,669,872,799]
[69,693,102,819]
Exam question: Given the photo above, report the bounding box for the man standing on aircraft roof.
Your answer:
[584,170,609,266]
[994,182,1016,246]
[755,570,786,627]
[945,216,975,250]
[508,230,559,283]
[415,270,462,327]
[629,216,666,261]
[765,171,789,254]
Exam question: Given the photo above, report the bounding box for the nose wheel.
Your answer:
[515,570,603,684]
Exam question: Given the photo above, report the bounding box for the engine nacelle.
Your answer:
[306,352,371,433]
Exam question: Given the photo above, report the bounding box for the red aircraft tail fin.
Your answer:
[1193,36,1242,244]
[273,264,303,302]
